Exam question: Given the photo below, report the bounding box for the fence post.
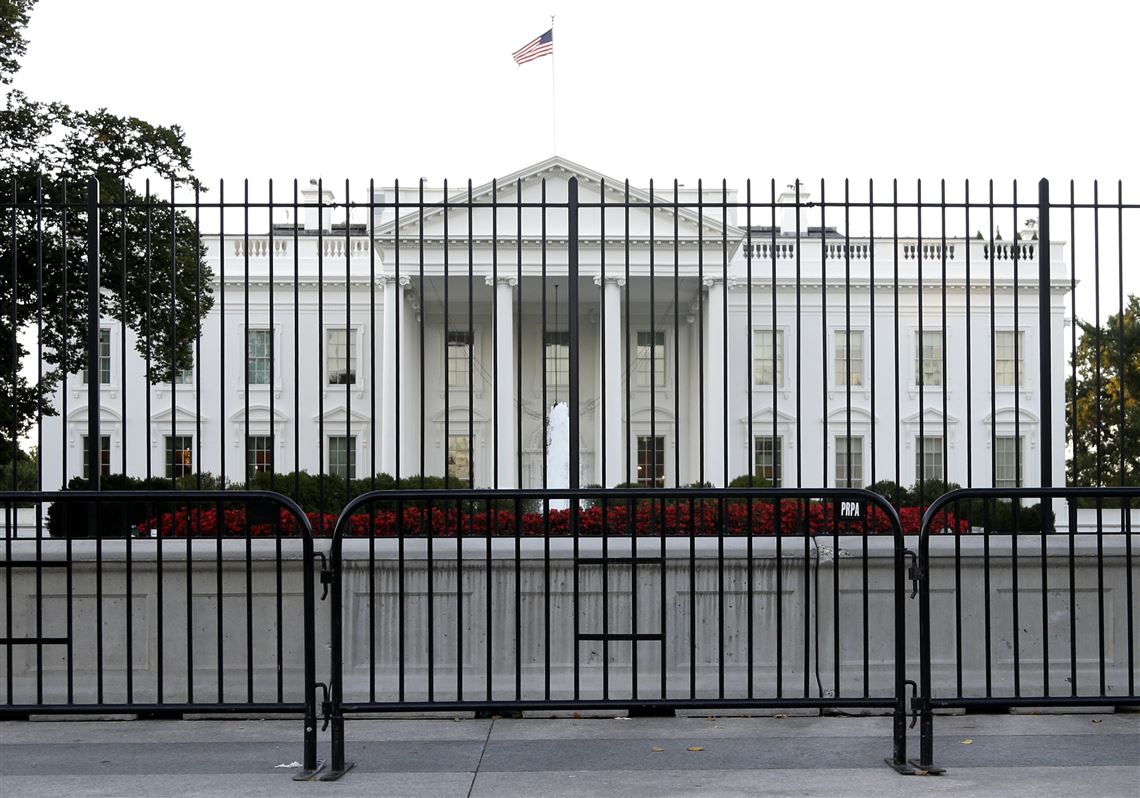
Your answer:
[568,177,580,492]
[1038,179,1052,489]
[86,178,101,491]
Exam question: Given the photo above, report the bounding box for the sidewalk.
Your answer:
[2,712,1137,797]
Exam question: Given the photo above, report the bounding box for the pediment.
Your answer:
[313,406,373,425]
[901,407,959,426]
[66,405,124,423]
[981,407,1039,425]
[230,405,290,424]
[825,406,877,424]
[430,406,490,425]
[740,407,798,425]
[629,406,677,423]
[148,406,202,425]
[376,155,741,246]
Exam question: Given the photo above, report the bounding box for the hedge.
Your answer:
[136,500,969,539]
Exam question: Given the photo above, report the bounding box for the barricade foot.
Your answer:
[319,761,355,781]
[907,759,946,776]
[292,760,326,781]
[884,758,917,775]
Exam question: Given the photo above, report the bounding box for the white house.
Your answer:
[42,156,1070,493]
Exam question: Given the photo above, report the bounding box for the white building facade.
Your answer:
[43,157,1070,493]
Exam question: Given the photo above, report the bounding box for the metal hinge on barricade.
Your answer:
[313,552,333,600]
[904,550,921,599]
[315,682,332,731]
[906,680,920,728]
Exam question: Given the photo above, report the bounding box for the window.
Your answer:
[994,331,1024,387]
[327,328,355,385]
[328,436,356,480]
[544,330,569,391]
[447,434,473,486]
[165,435,193,479]
[81,435,111,479]
[636,435,665,487]
[82,328,111,385]
[247,329,271,385]
[835,436,863,488]
[447,330,472,388]
[636,331,666,387]
[173,367,194,385]
[247,435,273,476]
[995,436,1022,488]
[835,330,863,386]
[915,436,944,482]
[753,330,784,386]
[915,331,943,386]
[753,435,782,487]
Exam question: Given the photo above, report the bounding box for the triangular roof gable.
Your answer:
[378,155,740,243]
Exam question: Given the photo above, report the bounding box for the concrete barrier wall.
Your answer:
[2,535,1136,708]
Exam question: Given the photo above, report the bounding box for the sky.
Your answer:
[14,0,1137,190]
[10,0,1138,311]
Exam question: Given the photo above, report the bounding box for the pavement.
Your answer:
[1,711,1137,797]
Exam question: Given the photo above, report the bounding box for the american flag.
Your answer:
[512,29,553,65]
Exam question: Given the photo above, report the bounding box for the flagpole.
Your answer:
[550,15,557,154]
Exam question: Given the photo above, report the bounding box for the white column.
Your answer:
[380,275,401,476]
[488,275,517,487]
[596,275,625,487]
[704,277,726,486]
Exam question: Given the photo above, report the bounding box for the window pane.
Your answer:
[544,331,569,391]
[448,330,472,388]
[915,436,944,482]
[916,331,943,386]
[994,331,1024,387]
[995,436,1022,488]
[447,434,473,486]
[247,435,273,475]
[636,435,665,486]
[753,436,782,487]
[173,368,194,384]
[835,436,863,488]
[636,331,665,387]
[165,435,193,479]
[84,328,112,385]
[327,329,356,385]
[753,330,784,386]
[247,329,272,384]
[82,435,111,479]
[328,436,356,480]
[835,330,863,386]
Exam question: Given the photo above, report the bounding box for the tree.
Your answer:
[1066,294,1140,487]
[1,0,213,466]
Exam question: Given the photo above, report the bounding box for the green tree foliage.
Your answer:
[0,0,33,84]
[0,0,213,464]
[1066,294,1140,487]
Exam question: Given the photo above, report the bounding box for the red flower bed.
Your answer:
[138,501,967,539]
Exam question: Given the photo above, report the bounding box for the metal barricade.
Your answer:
[320,486,914,779]
[0,489,325,780]
[912,486,1138,774]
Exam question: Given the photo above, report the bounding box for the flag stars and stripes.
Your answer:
[512,29,553,65]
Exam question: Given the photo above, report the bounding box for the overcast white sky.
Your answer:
[11,0,1137,312]
[15,0,1137,189]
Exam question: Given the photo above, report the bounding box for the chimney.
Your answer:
[777,181,809,234]
[300,181,335,232]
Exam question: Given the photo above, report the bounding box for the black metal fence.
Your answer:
[322,486,912,777]
[0,489,323,780]
[912,486,1139,774]
[5,169,1135,499]
[2,165,1138,780]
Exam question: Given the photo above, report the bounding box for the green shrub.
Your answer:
[728,473,773,488]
